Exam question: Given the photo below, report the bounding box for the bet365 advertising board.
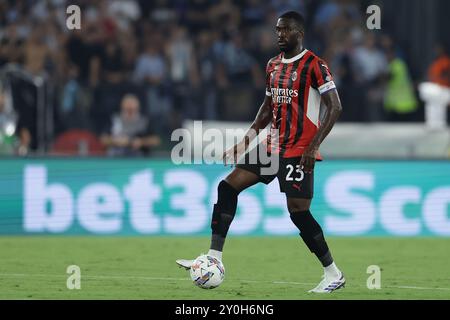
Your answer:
[0,159,449,236]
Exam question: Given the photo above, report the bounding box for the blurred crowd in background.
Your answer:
[0,0,449,156]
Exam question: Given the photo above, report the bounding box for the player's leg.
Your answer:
[208,167,261,259]
[177,144,276,269]
[287,198,334,269]
[277,158,345,292]
[287,197,345,293]
[176,167,262,269]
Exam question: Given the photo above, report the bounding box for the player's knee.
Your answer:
[224,167,259,193]
[217,180,239,208]
[287,199,311,214]
[224,172,245,193]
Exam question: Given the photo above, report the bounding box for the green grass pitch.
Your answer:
[0,236,449,300]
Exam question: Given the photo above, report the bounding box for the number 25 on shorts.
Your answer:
[285,164,304,182]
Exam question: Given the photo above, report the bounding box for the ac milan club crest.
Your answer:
[291,71,297,81]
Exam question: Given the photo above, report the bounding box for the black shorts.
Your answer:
[236,146,314,199]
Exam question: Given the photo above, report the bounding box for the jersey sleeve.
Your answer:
[311,58,336,95]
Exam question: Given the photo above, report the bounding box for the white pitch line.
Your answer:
[1,273,450,292]
[272,281,450,292]
[386,285,450,291]
[0,273,191,282]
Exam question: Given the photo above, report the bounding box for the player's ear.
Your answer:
[298,29,305,39]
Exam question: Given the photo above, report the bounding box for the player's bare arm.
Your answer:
[300,88,342,173]
[223,94,272,166]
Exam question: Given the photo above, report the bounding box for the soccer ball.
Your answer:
[190,254,225,289]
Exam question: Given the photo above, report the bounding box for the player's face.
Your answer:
[276,18,302,53]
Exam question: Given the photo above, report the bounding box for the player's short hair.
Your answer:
[279,11,305,32]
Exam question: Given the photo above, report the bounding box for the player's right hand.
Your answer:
[223,142,246,167]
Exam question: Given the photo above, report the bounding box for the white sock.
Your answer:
[208,249,222,261]
[324,262,341,279]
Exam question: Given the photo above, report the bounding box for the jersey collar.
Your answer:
[281,49,308,64]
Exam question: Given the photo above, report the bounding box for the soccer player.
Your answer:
[176,11,345,293]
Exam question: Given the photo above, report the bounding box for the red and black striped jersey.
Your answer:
[265,49,336,158]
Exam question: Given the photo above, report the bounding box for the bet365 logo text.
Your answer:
[66,5,81,30]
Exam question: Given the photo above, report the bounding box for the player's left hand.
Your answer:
[300,147,317,174]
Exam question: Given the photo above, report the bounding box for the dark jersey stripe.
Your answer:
[280,58,302,157]
[292,55,315,146]
[278,63,294,156]
[275,63,288,129]
[311,65,318,89]
[274,63,288,152]
[269,59,281,130]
